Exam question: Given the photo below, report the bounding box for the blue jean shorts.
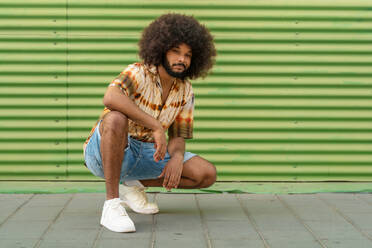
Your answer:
[84,120,197,182]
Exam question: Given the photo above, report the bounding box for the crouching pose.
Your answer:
[83,13,217,232]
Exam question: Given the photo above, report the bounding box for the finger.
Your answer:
[162,172,169,188]
[171,170,181,188]
[158,147,164,160]
[154,141,161,154]
[174,174,181,188]
[155,144,162,160]
[155,153,161,162]
[170,173,178,188]
[153,154,158,162]
[162,144,167,155]
[153,154,159,162]
[153,148,162,162]
[167,177,174,189]
[157,143,165,160]
[160,145,166,160]
[158,169,165,178]
[165,173,173,189]
[166,173,173,188]
[170,172,179,189]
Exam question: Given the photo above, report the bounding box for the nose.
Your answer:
[178,55,185,63]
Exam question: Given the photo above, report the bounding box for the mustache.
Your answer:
[172,63,186,69]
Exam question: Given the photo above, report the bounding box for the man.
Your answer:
[83,13,217,233]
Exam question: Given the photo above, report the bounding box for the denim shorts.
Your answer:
[84,120,197,182]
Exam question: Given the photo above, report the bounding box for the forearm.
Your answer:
[167,136,185,159]
[103,86,161,131]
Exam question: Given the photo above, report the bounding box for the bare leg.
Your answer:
[140,156,217,189]
[100,111,128,200]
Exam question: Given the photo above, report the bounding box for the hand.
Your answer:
[152,125,167,162]
[158,154,183,191]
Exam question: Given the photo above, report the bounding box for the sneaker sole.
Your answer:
[121,201,159,215]
[100,223,136,233]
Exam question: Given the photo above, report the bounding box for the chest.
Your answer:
[161,85,172,105]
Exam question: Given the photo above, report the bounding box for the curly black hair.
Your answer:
[138,13,216,80]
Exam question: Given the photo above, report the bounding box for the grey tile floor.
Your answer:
[0,193,371,248]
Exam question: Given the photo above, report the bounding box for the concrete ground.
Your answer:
[0,193,371,248]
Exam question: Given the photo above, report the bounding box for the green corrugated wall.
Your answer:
[1,0,372,181]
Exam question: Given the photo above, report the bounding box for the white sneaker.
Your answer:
[119,184,159,214]
[100,198,136,233]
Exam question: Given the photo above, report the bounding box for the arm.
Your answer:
[167,136,185,160]
[103,86,160,131]
[103,85,166,162]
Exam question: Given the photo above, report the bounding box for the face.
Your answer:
[162,43,192,79]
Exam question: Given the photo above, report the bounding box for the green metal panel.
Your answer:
[1,0,372,181]
[0,0,68,180]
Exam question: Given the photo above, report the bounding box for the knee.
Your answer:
[199,163,217,188]
[101,111,128,135]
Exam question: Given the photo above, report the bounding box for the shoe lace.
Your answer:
[134,187,148,206]
[111,199,128,216]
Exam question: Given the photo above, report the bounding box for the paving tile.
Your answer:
[198,194,263,244]
[38,194,102,248]
[260,229,316,241]
[279,194,342,221]
[39,240,94,248]
[321,238,372,248]
[213,238,265,248]
[305,220,369,240]
[155,235,206,248]
[11,206,69,222]
[0,238,38,248]
[26,194,73,208]
[357,194,372,205]
[154,194,206,248]
[318,193,372,213]
[335,212,372,231]
[266,238,322,248]
[0,220,51,239]
[97,238,149,248]
[363,229,372,238]
[0,194,33,224]
[239,194,319,245]
[206,220,260,240]
[281,194,372,246]
[196,194,247,221]
[9,195,71,222]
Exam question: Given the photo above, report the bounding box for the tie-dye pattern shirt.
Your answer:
[83,62,194,152]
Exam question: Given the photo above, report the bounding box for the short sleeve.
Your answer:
[108,68,136,97]
[168,92,194,139]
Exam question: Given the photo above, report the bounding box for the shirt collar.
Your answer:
[145,64,158,76]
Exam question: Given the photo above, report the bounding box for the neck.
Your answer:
[157,65,175,88]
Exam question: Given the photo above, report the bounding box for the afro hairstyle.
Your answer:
[138,13,216,80]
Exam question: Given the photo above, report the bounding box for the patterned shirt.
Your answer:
[83,62,194,152]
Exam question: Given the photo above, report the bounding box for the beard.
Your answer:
[162,56,190,79]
